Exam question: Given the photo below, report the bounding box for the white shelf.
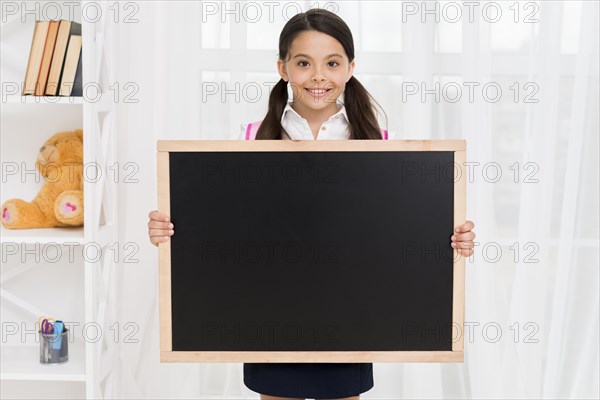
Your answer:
[3,96,83,105]
[0,226,85,245]
[1,2,117,397]
[0,342,86,382]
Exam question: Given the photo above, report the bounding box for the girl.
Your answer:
[148,8,476,400]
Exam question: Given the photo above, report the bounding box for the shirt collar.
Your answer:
[281,100,350,125]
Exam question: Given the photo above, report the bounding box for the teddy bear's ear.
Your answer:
[42,129,83,146]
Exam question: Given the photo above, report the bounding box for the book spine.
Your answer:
[35,20,60,96]
[22,21,49,95]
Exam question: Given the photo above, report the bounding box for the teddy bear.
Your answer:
[1,129,84,229]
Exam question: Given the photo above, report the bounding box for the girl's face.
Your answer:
[277,30,355,116]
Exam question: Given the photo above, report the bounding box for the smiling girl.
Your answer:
[243,10,386,141]
[148,8,476,400]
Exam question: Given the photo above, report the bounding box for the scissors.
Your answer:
[37,316,55,328]
[39,317,55,334]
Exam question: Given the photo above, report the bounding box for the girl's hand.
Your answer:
[148,210,174,247]
[451,220,476,257]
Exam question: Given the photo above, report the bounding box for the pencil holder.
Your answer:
[39,328,69,365]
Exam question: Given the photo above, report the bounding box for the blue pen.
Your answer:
[52,320,64,350]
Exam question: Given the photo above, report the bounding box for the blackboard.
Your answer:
[157,140,466,363]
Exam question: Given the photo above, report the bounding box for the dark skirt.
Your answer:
[243,362,374,399]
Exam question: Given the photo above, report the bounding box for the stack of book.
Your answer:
[22,20,82,97]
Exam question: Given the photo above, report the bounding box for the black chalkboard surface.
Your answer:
[157,140,466,363]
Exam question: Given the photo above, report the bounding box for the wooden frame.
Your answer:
[157,140,466,363]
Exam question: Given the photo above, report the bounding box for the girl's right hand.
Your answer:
[148,210,174,247]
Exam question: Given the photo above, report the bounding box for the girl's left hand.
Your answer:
[451,220,476,257]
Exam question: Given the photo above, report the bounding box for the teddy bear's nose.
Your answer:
[40,146,46,152]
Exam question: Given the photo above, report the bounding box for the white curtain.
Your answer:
[114,1,599,398]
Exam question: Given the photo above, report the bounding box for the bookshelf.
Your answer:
[0,1,117,399]
[4,96,84,104]
[1,342,86,381]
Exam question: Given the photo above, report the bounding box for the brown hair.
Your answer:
[256,8,386,140]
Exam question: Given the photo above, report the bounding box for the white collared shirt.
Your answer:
[280,101,351,140]
[240,100,351,140]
